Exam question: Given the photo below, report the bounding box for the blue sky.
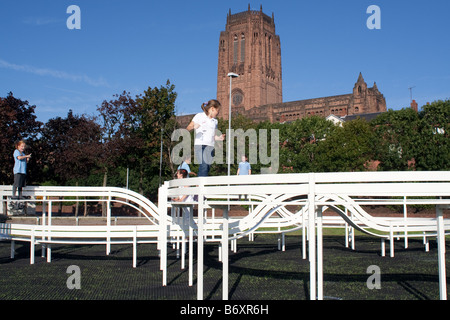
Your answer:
[1,0,449,123]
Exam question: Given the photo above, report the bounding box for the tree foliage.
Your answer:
[279,116,336,173]
[1,87,448,205]
[40,110,101,185]
[415,100,450,170]
[371,108,420,170]
[315,118,375,172]
[134,80,177,198]
[0,93,42,184]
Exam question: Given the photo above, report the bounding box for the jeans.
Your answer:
[194,145,215,177]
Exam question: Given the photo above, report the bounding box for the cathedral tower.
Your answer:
[350,72,386,115]
[216,5,282,120]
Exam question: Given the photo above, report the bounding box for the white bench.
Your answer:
[0,223,159,267]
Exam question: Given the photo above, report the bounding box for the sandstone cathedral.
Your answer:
[177,5,387,127]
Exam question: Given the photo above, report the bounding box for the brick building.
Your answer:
[216,5,283,121]
[240,72,387,123]
[177,6,386,127]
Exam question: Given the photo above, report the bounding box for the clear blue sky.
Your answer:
[1,0,449,123]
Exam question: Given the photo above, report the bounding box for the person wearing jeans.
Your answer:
[187,99,225,177]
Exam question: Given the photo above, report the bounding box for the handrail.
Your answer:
[0,185,160,224]
[166,171,450,238]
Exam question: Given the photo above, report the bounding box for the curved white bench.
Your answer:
[1,171,450,300]
[1,222,160,267]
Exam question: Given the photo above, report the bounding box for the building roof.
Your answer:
[341,112,384,122]
[326,114,344,126]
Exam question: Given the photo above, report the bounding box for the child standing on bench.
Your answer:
[12,140,31,199]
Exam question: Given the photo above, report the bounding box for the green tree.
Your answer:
[370,108,420,171]
[415,100,450,170]
[40,110,101,186]
[0,92,42,185]
[135,80,177,199]
[278,116,336,173]
[315,118,375,172]
[40,111,102,215]
[212,114,258,176]
[97,91,141,192]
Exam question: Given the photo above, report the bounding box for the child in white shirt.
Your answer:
[186,99,225,177]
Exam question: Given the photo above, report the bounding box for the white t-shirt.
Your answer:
[192,112,217,147]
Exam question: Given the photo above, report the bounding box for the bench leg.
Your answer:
[47,244,52,263]
[30,235,35,265]
[10,240,15,259]
[133,228,137,268]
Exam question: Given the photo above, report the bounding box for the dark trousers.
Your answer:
[13,173,26,198]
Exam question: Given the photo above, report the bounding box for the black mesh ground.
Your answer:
[0,233,447,302]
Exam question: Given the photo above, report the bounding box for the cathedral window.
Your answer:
[240,33,245,62]
[232,89,244,107]
[233,35,238,64]
[267,35,272,67]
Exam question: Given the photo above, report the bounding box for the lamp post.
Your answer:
[227,72,239,176]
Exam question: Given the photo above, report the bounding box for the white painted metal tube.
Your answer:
[222,207,229,300]
[436,206,447,300]
[317,206,323,300]
[308,173,316,300]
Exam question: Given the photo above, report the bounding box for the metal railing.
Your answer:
[1,171,450,300]
[162,171,450,300]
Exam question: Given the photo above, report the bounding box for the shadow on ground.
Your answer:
[0,233,447,300]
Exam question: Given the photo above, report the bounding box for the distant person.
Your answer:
[237,155,251,175]
[186,99,225,177]
[172,169,193,202]
[178,156,196,177]
[12,140,31,199]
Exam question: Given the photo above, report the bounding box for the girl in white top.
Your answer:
[172,169,194,202]
[186,99,225,176]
